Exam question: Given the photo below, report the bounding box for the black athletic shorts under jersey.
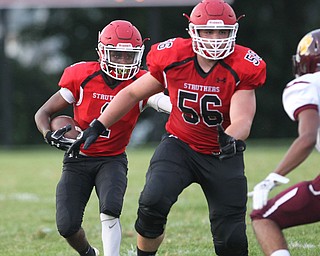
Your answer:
[56,152,128,232]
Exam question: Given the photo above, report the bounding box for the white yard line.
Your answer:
[289,241,318,249]
[0,192,40,202]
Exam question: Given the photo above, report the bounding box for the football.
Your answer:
[50,115,80,139]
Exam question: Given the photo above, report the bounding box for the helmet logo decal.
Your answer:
[116,43,133,47]
[298,34,313,56]
[207,20,224,25]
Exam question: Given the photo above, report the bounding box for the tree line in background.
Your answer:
[0,0,319,146]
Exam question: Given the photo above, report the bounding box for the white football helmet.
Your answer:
[97,20,145,80]
[187,0,238,60]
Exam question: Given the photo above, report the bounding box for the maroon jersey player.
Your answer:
[68,0,266,255]
[34,20,171,256]
[249,29,320,256]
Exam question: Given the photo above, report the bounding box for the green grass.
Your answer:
[0,140,319,255]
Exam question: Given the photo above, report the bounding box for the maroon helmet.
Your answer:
[292,29,320,77]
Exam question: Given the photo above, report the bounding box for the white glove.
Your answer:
[248,173,289,210]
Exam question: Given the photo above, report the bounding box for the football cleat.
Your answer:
[93,247,100,256]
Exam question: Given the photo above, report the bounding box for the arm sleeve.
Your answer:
[146,92,172,114]
[283,82,319,120]
[59,88,75,104]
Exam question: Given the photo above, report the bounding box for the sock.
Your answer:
[270,249,290,256]
[100,213,121,256]
[79,245,96,256]
[137,247,157,256]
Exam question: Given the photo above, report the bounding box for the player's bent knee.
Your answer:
[214,222,248,256]
[135,207,166,239]
[101,208,121,219]
[100,196,124,218]
[57,221,80,238]
[57,225,80,238]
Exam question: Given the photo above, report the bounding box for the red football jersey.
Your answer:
[58,61,147,156]
[147,37,266,155]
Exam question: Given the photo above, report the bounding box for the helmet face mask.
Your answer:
[189,21,238,60]
[98,43,144,80]
[292,28,320,77]
[97,20,145,80]
[187,0,238,60]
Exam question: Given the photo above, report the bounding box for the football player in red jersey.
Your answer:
[68,0,267,255]
[34,20,171,256]
[249,29,320,256]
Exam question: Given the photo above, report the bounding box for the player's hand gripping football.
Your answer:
[248,173,290,210]
[67,119,107,157]
[217,124,246,160]
[44,125,76,151]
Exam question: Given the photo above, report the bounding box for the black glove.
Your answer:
[67,119,106,157]
[217,124,246,160]
[44,125,76,151]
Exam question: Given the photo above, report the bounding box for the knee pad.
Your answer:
[56,221,80,238]
[214,222,248,256]
[135,207,167,239]
[101,208,121,219]
[100,198,123,218]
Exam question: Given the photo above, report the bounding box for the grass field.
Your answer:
[0,140,319,255]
